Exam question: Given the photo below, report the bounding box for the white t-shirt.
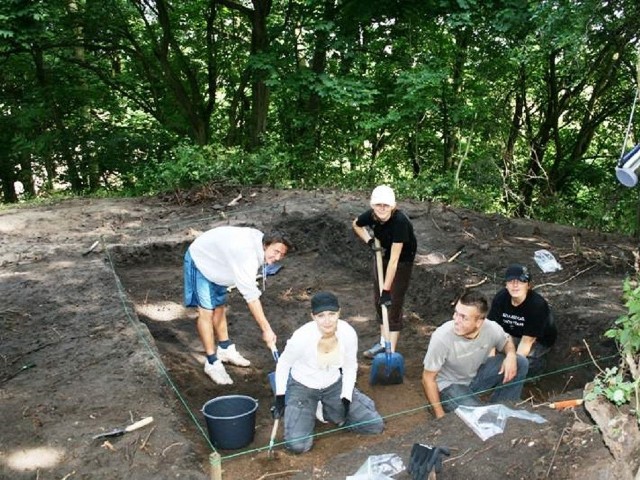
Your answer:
[188,226,264,302]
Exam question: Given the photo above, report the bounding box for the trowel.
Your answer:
[92,416,154,440]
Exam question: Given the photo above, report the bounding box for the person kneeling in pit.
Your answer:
[488,264,557,377]
[271,291,384,454]
[422,291,529,418]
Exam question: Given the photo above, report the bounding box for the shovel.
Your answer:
[370,239,405,385]
[267,345,280,458]
[92,416,154,440]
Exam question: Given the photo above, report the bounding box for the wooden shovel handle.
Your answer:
[123,416,154,433]
[374,239,391,343]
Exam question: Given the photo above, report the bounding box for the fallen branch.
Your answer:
[140,426,155,450]
[465,277,488,289]
[560,375,574,395]
[545,426,570,478]
[460,444,495,466]
[430,215,442,232]
[444,447,472,464]
[535,264,597,289]
[448,249,464,263]
[82,240,100,256]
[162,442,183,456]
[583,339,606,375]
[256,470,302,480]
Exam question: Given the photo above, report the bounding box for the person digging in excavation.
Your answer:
[422,291,529,418]
[352,185,417,358]
[488,264,557,377]
[183,226,293,385]
[271,291,384,454]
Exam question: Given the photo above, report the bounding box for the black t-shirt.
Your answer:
[355,209,417,263]
[488,288,557,347]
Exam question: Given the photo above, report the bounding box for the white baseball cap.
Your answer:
[370,185,396,207]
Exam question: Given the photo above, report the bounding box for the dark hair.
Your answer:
[263,230,294,251]
[458,291,489,317]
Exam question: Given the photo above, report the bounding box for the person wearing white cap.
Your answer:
[352,185,417,358]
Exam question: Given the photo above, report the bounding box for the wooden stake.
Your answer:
[209,452,222,480]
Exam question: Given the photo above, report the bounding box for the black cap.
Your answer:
[504,264,531,282]
[311,291,340,314]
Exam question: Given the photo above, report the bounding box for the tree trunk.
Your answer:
[442,27,469,171]
[247,0,272,150]
[502,64,526,211]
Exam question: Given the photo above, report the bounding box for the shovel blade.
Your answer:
[369,350,405,385]
[93,429,125,440]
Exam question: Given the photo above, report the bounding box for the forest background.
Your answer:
[2,0,640,235]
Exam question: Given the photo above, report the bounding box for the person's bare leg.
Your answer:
[197,307,216,355]
[213,305,251,367]
[212,306,228,342]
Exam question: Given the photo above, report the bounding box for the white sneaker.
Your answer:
[217,344,251,367]
[204,360,233,385]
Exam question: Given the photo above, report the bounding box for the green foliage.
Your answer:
[585,366,635,406]
[607,279,640,356]
[2,0,640,240]
[586,277,640,424]
[128,140,299,195]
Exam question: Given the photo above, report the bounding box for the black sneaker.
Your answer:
[363,343,385,359]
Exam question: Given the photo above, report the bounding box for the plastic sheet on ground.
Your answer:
[533,249,562,273]
[454,404,547,441]
[346,453,405,479]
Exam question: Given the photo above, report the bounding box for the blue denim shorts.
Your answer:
[183,250,227,309]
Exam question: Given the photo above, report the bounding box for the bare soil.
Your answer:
[0,187,636,480]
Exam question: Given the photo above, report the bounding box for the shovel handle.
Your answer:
[374,240,392,343]
[123,416,154,433]
[269,345,279,362]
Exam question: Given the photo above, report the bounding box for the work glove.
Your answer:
[270,395,285,419]
[338,397,351,426]
[367,238,385,253]
[379,290,392,307]
[407,443,450,480]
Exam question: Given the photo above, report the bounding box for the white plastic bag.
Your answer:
[346,453,405,479]
[533,249,562,273]
[455,404,547,441]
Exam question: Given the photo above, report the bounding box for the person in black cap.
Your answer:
[487,264,557,376]
[271,291,384,453]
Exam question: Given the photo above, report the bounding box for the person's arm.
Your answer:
[499,336,518,383]
[422,369,446,419]
[247,299,276,347]
[352,218,373,244]
[516,335,536,357]
[339,326,358,401]
[383,243,403,291]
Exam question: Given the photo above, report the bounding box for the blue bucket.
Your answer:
[202,395,258,450]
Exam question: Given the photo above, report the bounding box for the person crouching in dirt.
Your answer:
[183,227,293,385]
[421,291,529,418]
[271,291,384,453]
[352,185,417,359]
[487,264,557,377]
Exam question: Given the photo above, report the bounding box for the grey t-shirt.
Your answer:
[423,319,509,390]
